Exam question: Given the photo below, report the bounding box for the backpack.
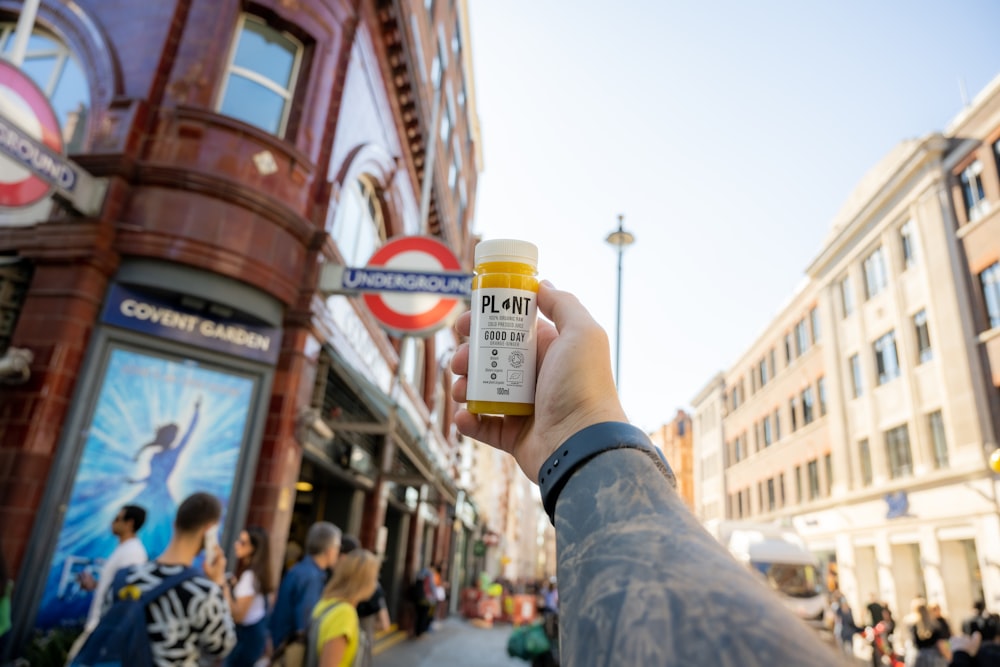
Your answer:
[506,621,551,659]
[304,601,365,667]
[70,565,198,667]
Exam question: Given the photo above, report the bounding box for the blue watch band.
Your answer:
[537,421,676,524]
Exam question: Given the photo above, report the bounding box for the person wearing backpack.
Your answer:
[71,491,236,666]
[308,549,380,667]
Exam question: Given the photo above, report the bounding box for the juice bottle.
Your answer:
[466,239,539,415]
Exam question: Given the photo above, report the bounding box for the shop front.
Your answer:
[12,259,281,640]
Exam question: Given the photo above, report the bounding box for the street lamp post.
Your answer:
[605,214,635,390]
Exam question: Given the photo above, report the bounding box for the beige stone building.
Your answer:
[692,74,1000,622]
[691,374,726,523]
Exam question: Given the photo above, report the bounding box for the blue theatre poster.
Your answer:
[35,347,255,630]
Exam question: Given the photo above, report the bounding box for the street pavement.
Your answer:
[373,616,869,666]
[374,617,528,667]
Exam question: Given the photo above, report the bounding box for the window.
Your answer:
[763,414,773,446]
[769,348,777,378]
[773,408,781,441]
[767,478,776,511]
[219,15,303,136]
[401,337,425,393]
[810,307,820,343]
[330,178,386,267]
[807,459,820,500]
[757,482,764,512]
[778,473,786,506]
[863,247,888,299]
[850,354,863,398]
[0,24,90,153]
[440,101,452,143]
[817,377,827,416]
[801,387,815,425]
[884,424,913,479]
[789,397,798,431]
[914,310,932,363]
[982,262,1000,329]
[823,453,832,496]
[795,465,803,503]
[929,410,948,468]
[840,275,854,318]
[758,357,768,386]
[873,331,900,385]
[900,221,916,269]
[795,319,809,356]
[452,19,462,55]
[859,439,873,486]
[961,160,990,222]
[784,333,793,364]
[430,53,441,87]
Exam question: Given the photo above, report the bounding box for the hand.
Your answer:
[203,545,227,587]
[77,571,96,591]
[451,281,628,483]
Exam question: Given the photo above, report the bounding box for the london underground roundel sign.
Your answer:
[0,60,63,207]
[362,236,465,336]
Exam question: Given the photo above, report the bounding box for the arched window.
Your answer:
[331,177,386,267]
[218,14,303,136]
[0,24,90,153]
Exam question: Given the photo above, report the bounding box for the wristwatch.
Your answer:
[537,421,676,524]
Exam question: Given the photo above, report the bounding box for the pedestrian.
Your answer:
[309,549,381,667]
[409,566,435,637]
[225,525,274,667]
[72,491,236,664]
[270,521,342,665]
[904,597,951,667]
[961,599,999,639]
[67,504,149,660]
[834,595,862,659]
[868,593,886,627]
[450,280,845,665]
[339,536,389,667]
[930,603,953,638]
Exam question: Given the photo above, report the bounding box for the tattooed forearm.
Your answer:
[555,449,842,667]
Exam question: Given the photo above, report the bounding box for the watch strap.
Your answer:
[537,421,676,524]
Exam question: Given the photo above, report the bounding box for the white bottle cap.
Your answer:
[474,239,538,267]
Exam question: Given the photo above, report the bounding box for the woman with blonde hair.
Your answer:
[904,597,951,667]
[307,549,381,667]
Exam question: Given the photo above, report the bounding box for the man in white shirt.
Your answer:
[77,505,149,630]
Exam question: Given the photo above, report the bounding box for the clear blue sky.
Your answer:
[466,0,1000,432]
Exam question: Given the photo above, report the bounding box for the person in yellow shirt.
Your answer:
[310,549,380,667]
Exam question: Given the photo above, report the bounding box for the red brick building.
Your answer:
[0,0,481,652]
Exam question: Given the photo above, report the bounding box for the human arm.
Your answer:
[451,281,843,666]
[229,570,257,624]
[375,607,390,633]
[319,636,347,667]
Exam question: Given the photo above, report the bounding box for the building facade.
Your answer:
[691,373,726,522]
[649,410,695,511]
[0,0,485,654]
[691,74,1000,622]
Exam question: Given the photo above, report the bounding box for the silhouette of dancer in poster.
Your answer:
[126,397,201,553]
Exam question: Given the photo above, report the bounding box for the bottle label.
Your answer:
[467,287,537,404]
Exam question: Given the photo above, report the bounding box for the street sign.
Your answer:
[320,235,471,337]
[0,59,62,207]
[0,60,105,214]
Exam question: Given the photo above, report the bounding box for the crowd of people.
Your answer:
[830,591,1000,667]
[59,497,390,667]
